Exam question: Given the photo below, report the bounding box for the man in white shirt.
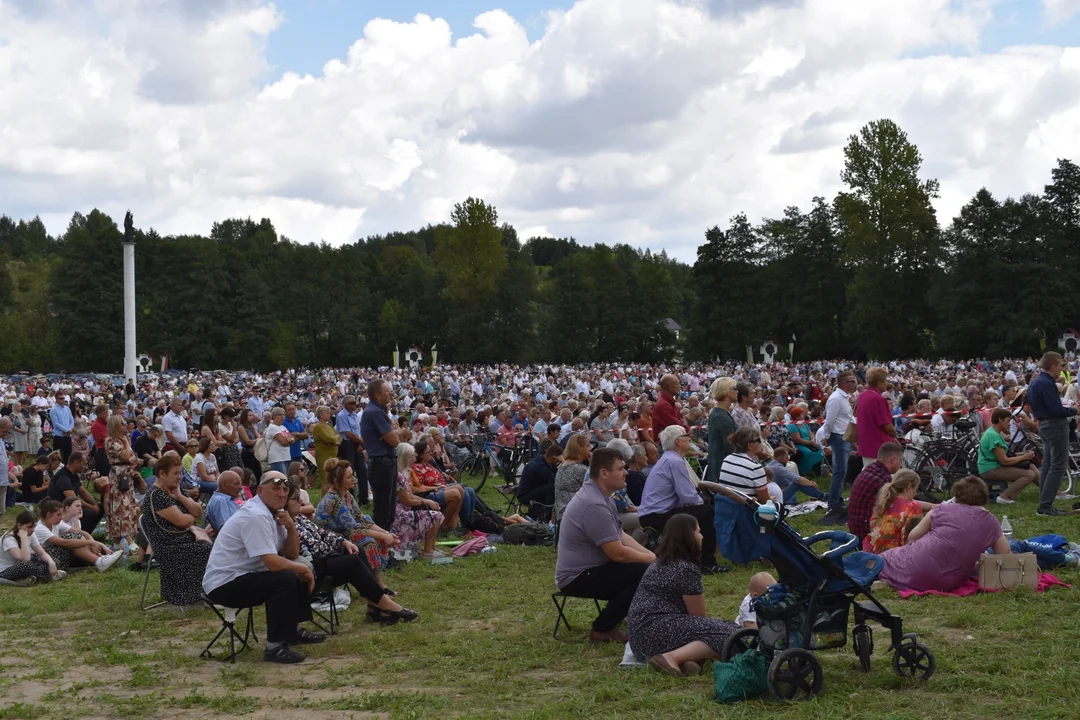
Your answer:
[162,399,188,454]
[821,370,855,522]
[203,472,323,664]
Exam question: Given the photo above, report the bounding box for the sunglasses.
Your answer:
[259,476,293,488]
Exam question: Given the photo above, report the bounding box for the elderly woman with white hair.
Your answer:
[606,438,641,534]
[392,443,445,560]
[638,426,727,574]
[706,377,738,484]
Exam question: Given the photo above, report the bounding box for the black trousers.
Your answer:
[54,436,72,464]
[560,562,650,632]
[315,553,383,604]
[206,570,312,644]
[369,456,397,530]
[80,507,102,536]
[518,484,555,506]
[93,447,111,478]
[640,503,717,561]
[241,448,263,484]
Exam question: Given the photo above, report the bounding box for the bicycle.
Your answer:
[458,432,525,493]
[903,419,980,503]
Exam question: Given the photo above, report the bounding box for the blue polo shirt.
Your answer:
[283,416,305,459]
[360,401,394,458]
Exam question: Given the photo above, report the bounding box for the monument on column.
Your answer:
[122,211,137,384]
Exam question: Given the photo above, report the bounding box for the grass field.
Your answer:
[1,479,1079,720]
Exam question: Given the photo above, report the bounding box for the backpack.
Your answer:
[254,436,269,463]
[465,509,505,534]
[503,522,554,546]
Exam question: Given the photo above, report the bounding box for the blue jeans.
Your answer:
[828,433,848,511]
[783,482,826,504]
[270,460,290,477]
[1038,417,1069,512]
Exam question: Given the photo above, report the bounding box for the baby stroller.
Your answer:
[711,485,935,701]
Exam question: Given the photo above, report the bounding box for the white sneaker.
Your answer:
[995,495,1015,505]
[52,570,68,582]
[96,551,123,572]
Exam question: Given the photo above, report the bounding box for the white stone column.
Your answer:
[123,241,137,384]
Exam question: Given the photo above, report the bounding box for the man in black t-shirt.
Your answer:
[47,452,103,535]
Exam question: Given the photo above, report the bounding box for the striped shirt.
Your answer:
[717,452,767,495]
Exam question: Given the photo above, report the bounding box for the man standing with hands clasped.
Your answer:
[202,472,325,664]
[1028,352,1076,517]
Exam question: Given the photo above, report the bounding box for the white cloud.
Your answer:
[1044,0,1080,23]
[0,0,1079,261]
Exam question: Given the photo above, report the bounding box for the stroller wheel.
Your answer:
[852,624,873,673]
[892,641,935,680]
[721,628,759,662]
[767,648,823,701]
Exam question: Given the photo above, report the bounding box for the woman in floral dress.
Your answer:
[105,414,144,551]
[392,443,445,560]
[315,458,395,583]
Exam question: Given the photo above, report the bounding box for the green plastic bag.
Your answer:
[713,649,768,703]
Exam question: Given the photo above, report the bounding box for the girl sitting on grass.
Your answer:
[0,510,65,585]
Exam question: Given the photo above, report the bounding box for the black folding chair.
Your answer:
[551,591,603,640]
[309,575,343,636]
[200,597,257,663]
[138,515,167,611]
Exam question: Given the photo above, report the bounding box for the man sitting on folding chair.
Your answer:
[555,447,654,643]
[202,471,325,664]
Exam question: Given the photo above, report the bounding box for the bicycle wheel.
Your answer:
[909,447,952,503]
[459,455,489,492]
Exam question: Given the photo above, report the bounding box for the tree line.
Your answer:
[0,118,1077,372]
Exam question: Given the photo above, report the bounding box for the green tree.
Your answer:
[834,119,940,358]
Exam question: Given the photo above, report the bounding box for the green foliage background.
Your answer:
[2,119,1078,372]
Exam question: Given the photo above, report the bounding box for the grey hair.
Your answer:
[630,444,646,460]
[659,425,685,452]
[605,438,633,461]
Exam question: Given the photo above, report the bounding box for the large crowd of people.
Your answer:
[1,353,1079,668]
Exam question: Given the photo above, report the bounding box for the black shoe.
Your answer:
[373,607,418,626]
[293,628,326,645]
[817,508,848,525]
[1036,507,1069,517]
[264,644,306,664]
[383,587,398,597]
[702,563,732,575]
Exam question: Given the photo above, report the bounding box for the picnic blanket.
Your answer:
[783,500,829,518]
[897,572,1071,598]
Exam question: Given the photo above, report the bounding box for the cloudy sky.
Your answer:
[1,0,1079,261]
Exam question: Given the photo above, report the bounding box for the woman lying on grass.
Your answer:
[0,510,65,585]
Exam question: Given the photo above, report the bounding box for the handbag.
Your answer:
[843,421,858,443]
[977,551,1038,590]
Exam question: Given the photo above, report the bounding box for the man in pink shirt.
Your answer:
[855,367,897,465]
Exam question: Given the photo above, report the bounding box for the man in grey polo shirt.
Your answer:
[556,447,654,643]
[203,472,324,664]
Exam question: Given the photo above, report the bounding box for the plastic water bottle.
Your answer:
[1001,516,1013,539]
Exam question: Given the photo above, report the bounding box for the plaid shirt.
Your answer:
[847,460,892,542]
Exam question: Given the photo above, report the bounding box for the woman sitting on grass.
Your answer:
[628,514,739,677]
[34,499,123,573]
[286,483,413,624]
[393,443,445,560]
[315,458,396,585]
[0,510,64,585]
[863,470,926,553]
[879,475,1010,593]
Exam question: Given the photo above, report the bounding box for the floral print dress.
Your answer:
[105,436,139,541]
[863,497,923,554]
[315,490,389,570]
[391,471,444,551]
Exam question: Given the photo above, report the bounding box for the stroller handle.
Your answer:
[803,530,859,561]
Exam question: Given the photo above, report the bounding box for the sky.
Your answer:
[1,0,1080,262]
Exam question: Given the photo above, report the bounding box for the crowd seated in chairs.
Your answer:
[202,471,326,664]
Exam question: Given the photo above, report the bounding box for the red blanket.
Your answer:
[897,573,1071,598]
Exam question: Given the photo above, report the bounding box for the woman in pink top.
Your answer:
[879,476,1010,592]
[855,367,896,462]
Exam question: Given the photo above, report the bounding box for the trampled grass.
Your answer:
[1,480,1078,720]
